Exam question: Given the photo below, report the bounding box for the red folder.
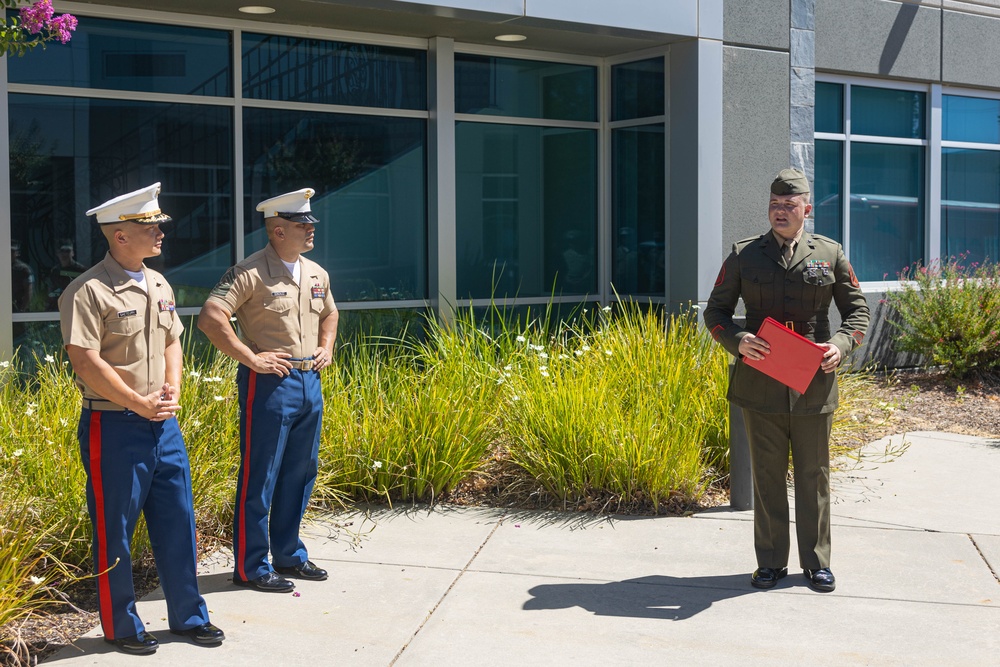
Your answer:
[743,317,826,394]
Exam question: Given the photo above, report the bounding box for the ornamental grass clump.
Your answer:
[885,256,1000,378]
[502,304,730,511]
[318,317,502,505]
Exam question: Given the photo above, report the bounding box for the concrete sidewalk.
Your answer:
[44,431,1000,666]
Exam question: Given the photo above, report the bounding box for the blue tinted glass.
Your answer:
[813,139,843,242]
[613,124,665,296]
[243,109,427,302]
[7,16,231,96]
[851,86,925,138]
[943,95,1000,144]
[242,33,426,110]
[456,123,598,299]
[8,94,234,311]
[815,82,844,134]
[942,148,1000,265]
[455,55,597,122]
[850,143,925,280]
[612,58,665,121]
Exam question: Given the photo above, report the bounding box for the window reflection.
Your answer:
[456,123,597,299]
[942,148,1000,265]
[243,109,427,302]
[612,125,665,296]
[455,54,597,122]
[7,16,231,96]
[8,95,234,310]
[849,143,925,280]
[243,33,426,110]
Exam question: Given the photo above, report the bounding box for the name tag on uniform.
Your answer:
[311,285,326,299]
[158,299,175,312]
[117,309,137,318]
[271,291,288,297]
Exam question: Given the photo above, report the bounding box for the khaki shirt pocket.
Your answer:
[107,313,141,337]
[263,297,294,315]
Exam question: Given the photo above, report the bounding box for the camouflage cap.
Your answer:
[770,168,810,196]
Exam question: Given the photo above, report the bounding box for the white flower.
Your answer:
[539,366,548,372]
[605,350,613,356]
[582,345,591,352]
[530,344,544,352]
[12,449,24,457]
[25,407,35,416]
[213,395,225,401]
[59,418,68,427]
[537,352,549,359]
[189,371,201,379]
[540,371,550,377]
[496,377,505,385]
[559,354,569,360]
[29,576,43,585]
[191,419,202,427]
[574,350,584,357]
[0,361,9,368]
[516,335,526,343]
[602,306,612,313]
[504,365,513,371]
[372,461,383,470]
[44,354,55,363]
[512,395,520,401]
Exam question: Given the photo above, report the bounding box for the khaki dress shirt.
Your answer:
[204,243,336,357]
[59,252,183,406]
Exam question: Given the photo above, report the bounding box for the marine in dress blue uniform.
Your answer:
[198,188,339,593]
[59,183,224,654]
[703,169,870,593]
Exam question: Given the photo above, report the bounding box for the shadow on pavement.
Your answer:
[523,574,766,620]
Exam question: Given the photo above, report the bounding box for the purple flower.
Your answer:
[49,13,77,44]
[19,0,54,35]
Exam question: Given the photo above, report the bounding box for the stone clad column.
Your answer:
[791,0,816,233]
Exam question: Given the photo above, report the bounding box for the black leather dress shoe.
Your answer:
[804,567,836,592]
[170,622,226,645]
[275,560,328,581]
[750,567,788,589]
[105,631,158,655]
[233,571,295,592]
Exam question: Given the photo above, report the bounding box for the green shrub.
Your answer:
[885,256,1000,378]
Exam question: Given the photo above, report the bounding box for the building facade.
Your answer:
[2,0,998,361]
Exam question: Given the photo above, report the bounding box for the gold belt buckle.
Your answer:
[785,321,795,332]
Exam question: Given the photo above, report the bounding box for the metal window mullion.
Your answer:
[454,113,598,129]
[233,28,246,264]
[0,56,11,357]
[843,84,852,257]
[928,84,943,263]
[599,58,611,306]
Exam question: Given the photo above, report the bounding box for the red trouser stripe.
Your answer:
[89,412,115,639]
[236,370,257,581]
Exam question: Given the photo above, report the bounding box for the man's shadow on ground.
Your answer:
[524,574,793,621]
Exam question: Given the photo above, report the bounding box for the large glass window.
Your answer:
[942,93,1000,264]
[612,125,664,295]
[455,123,597,299]
[610,58,665,298]
[815,81,926,281]
[243,109,427,302]
[242,33,426,110]
[612,57,664,122]
[7,17,231,96]
[8,94,233,311]
[455,54,597,122]
[814,139,843,241]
